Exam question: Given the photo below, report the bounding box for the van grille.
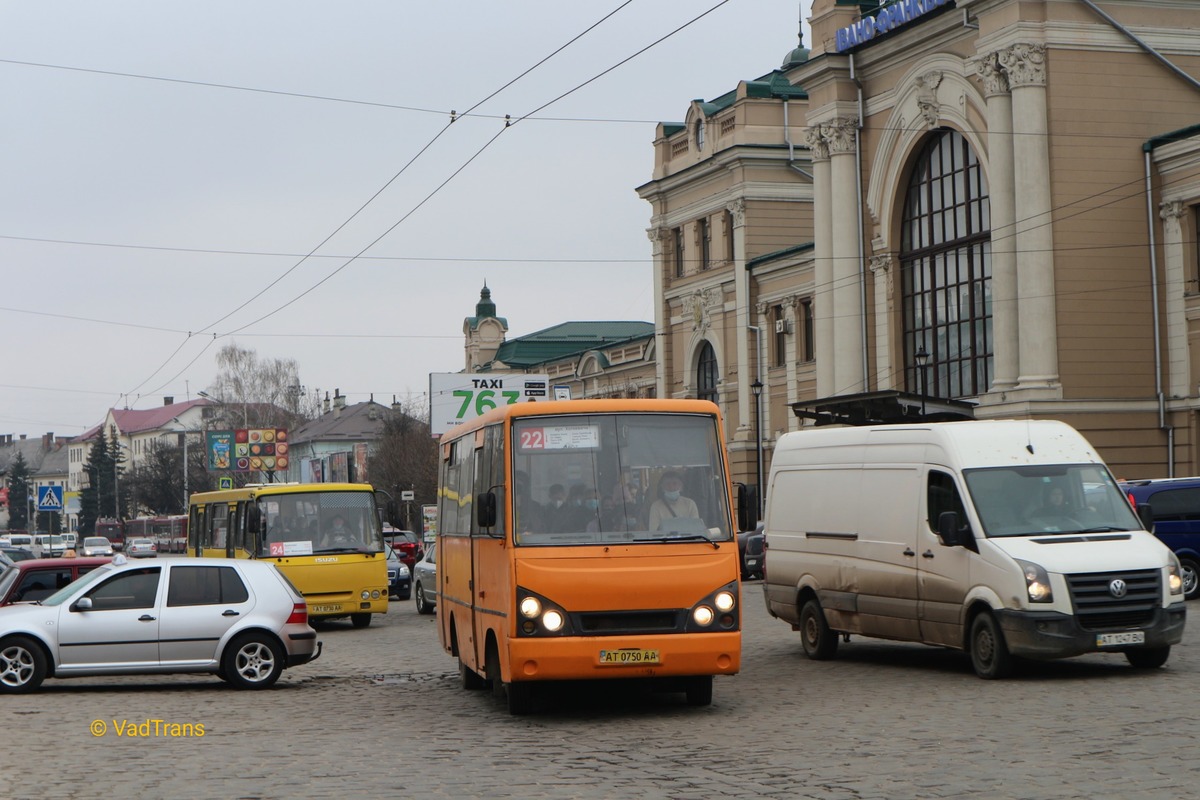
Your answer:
[573,610,683,635]
[1066,569,1160,630]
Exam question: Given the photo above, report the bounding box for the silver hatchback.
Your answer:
[0,556,320,693]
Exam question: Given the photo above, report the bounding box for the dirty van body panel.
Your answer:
[764,420,1187,671]
[854,466,920,640]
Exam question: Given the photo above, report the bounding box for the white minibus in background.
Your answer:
[762,420,1186,678]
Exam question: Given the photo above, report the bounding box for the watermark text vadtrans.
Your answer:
[91,719,205,737]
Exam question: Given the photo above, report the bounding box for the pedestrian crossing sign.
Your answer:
[37,485,64,512]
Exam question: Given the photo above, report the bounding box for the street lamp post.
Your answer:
[915,345,930,419]
[751,379,764,516]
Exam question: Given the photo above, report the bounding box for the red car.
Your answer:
[384,530,423,570]
[0,556,113,605]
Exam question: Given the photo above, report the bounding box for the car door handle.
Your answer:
[922,550,936,559]
[222,610,240,617]
[138,615,156,622]
[903,548,915,557]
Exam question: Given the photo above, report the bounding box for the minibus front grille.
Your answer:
[1066,569,1160,630]
[572,610,684,635]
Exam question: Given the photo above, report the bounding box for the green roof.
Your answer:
[483,322,654,370]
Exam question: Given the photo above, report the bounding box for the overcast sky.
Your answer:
[1,1,813,437]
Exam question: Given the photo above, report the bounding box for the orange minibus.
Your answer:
[437,398,749,714]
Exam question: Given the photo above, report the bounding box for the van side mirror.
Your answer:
[1136,503,1154,533]
[477,491,497,531]
[937,511,967,547]
[736,484,759,532]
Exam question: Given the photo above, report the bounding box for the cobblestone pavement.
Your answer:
[4,580,1197,799]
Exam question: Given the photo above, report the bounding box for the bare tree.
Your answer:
[205,343,316,429]
[368,398,438,529]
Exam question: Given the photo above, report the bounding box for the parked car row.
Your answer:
[0,554,321,693]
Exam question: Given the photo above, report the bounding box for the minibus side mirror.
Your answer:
[246,504,261,535]
[477,491,497,531]
[938,511,966,547]
[1136,503,1154,533]
[736,484,759,532]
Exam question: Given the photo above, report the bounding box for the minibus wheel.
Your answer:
[685,675,713,706]
[969,612,1013,679]
[350,613,372,629]
[799,599,838,660]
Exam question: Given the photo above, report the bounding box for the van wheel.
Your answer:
[1180,557,1199,600]
[969,612,1013,679]
[799,599,838,660]
[1126,646,1170,669]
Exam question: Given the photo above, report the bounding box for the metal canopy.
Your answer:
[790,390,976,427]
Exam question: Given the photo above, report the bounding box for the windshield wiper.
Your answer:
[634,533,719,550]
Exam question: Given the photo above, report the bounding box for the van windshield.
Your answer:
[963,464,1142,537]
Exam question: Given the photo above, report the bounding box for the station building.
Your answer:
[638,0,1200,489]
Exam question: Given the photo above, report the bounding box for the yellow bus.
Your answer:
[437,398,749,714]
[188,482,388,628]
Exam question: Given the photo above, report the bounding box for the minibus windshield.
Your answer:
[964,464,1142,537]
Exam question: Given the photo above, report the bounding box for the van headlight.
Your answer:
[1168,554,1184,596]
[1015,559,1053,603]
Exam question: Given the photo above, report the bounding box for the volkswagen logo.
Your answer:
[1109,579,1128,598]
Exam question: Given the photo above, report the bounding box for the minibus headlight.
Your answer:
[1168,555,1184,596]
[371,590,381,600]
[519,596,542,619]
[714,591,736,612]
[692,606,715,626]
[542,610,564,632]
[360,590,371,601]
[1016,559,1053,603]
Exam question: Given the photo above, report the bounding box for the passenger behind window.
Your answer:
[649,471,701,532]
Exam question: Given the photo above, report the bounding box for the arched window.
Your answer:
[901,129,992,399]
[696,342,718,403]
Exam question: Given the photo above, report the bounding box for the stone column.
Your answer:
[1000,43,1059,391]
[782,295,800,430]
[1161,200,1190,397]
[647,227,670,398]
[868,255,893,389]
[755,301,771,441]
[805,125,835,397]
[827,117,865,395]
[728,198,753,433]
[977,52,1018,391]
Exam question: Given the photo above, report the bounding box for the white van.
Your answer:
[762,420,1187,678]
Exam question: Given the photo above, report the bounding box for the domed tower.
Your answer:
[464,284,508,372]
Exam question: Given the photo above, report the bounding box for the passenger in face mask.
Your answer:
[648,471,700,532]
[543,484,571,532]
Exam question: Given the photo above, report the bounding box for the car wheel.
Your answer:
[350,613,372,629]
[1126,646,1170,669]
[969,611,1013,679]
[684,675,713,707]
[1180,557,1199,600]
[415,583,433,615]
[0,635,47,694]
[221,633,284,690]
[799,598,838,660]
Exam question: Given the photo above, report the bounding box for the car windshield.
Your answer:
[84,538,110,547]
[40,564,115,606]
[257,491,385,555]
[963,463,1142,537]
[511,413,734,547]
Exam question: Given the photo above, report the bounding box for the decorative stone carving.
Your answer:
[825,117,859,155]
[975,53,1009,97]
[998,42,1046,88]
[726,198,746,226]
[804,126,829,160]
[646,227,668,256]
[755,300,770,318]
[869,254,894,297]
[916,70,943,129]
[684,287,721,332]
[1161,200,1188,233]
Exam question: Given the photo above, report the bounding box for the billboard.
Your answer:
[429,373,550,436]
[207,428,289,472]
